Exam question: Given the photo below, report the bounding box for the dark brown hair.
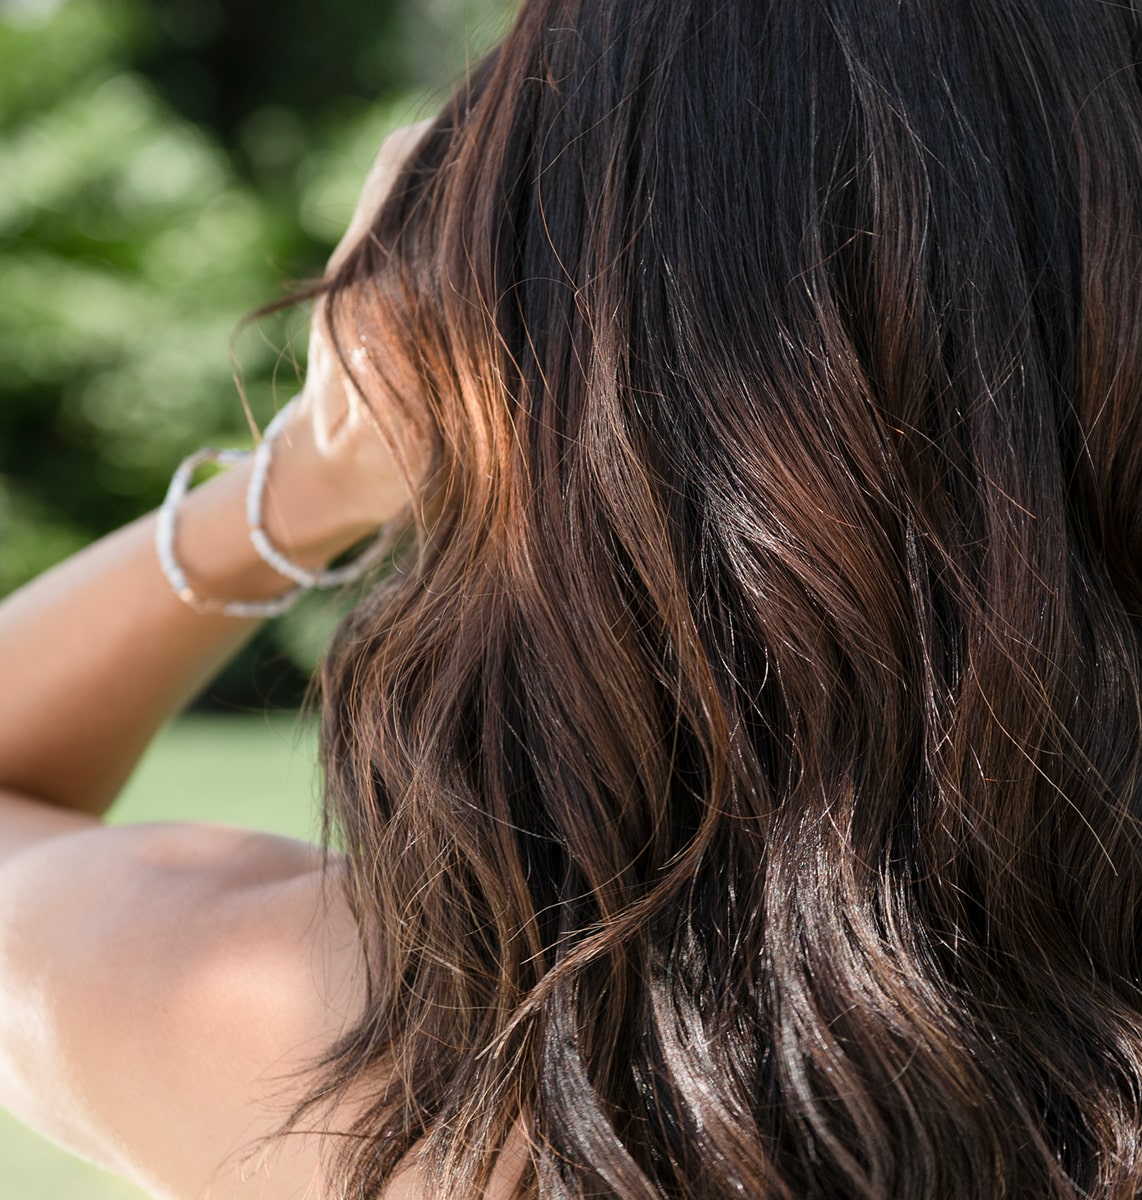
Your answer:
[298,1,1142,1195]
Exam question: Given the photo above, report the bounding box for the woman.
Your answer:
[5,0,1142,1196]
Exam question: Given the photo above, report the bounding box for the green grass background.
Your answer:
[0,713,321,1199]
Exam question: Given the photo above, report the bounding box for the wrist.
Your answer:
[164,398,409,614]
[172,457,299,607]
[258,437,380,572]
[268,389,413,541]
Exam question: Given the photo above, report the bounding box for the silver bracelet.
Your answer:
[155,446,305,619]
[246,397,390,589]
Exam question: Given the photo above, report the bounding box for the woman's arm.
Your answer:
[0,415,399,1196]
[0,409,388,831]
[0,396,396,1192]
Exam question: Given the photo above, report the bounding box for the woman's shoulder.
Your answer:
[0,818,372,1199]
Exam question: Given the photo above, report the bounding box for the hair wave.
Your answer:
[297,2,1142,1196]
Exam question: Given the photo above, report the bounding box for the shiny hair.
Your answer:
[293,1,1142,1196]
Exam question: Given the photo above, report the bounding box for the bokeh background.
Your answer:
[0,0,515,1194]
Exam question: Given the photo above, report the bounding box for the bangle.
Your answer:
[155,447,305,619]
[156,399,392,619]
[246,397,390,589]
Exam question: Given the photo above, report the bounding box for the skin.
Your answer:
[0,120,528,1199]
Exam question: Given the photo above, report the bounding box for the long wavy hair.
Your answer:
[291,1,1142,1196]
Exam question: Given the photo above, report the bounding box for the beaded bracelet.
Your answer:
[155,446,305,619]
[156,399,392,619]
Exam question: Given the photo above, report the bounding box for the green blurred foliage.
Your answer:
[0,0,514,706]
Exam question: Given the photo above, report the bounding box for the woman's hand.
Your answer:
[264,118,436,545]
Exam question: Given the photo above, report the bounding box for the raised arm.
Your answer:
[0,414,381,829]
[0,118,432,840]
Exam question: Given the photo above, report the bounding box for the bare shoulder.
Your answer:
[0,818,369,1200]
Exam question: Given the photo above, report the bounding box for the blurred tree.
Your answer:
[0,0,515,707]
